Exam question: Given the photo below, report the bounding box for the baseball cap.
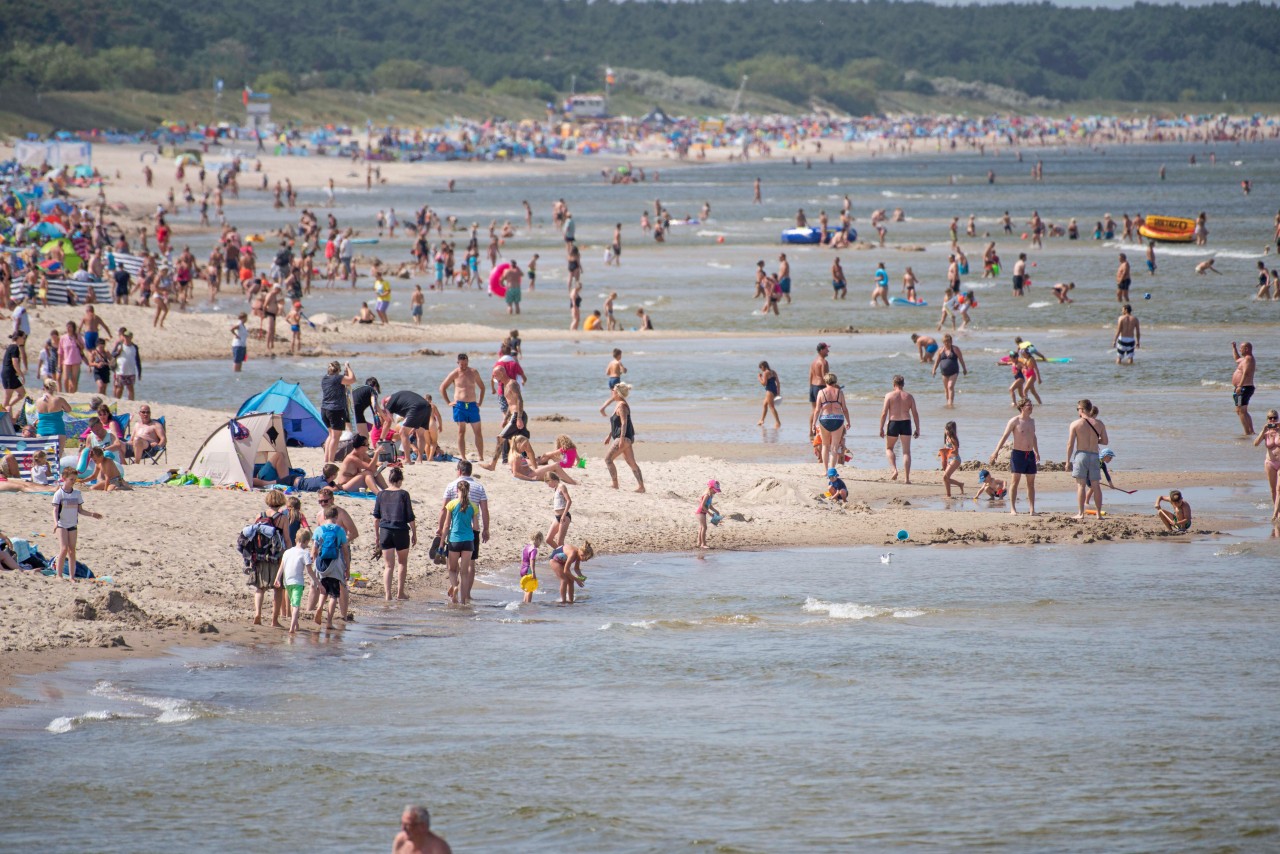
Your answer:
[978,470,989,482]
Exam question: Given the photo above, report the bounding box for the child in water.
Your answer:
[520,531,542,604]
[548,541,593,604]
[694,479,722,549]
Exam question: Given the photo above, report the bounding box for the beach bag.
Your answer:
[376,440,397,463]
[237,516,283,571]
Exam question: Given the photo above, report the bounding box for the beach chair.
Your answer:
[124,415,168,465]
[0,435,62,480]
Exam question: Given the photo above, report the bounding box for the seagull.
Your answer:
[880,553,893,564]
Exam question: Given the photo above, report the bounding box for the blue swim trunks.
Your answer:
[452,401,480,423]
[832,279,846,291]
[926,342,939,355]
[779,277,791,294]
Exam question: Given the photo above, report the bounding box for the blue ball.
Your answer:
[896,530,909,541]
[1143,293,1151,299]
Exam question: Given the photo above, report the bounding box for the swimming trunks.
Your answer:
[885,419,912,437]
[1116,337,1136,358]
[1012,274,1025,294]
[232,346,247,364]
[1118,277,1131,291]
[1071,450,1101,485]
[1010,448,1037,475]
[1173,519,1191,532]
[778,277,791,294]
[1233,386,1255,407]
[452,401,480,424]
[832,279,846,292]
[411,304,423,318]
[809,385,823,404]
[925,342,939,356]
[608,376,621,390]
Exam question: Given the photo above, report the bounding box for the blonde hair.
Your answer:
[43,379,58,394]
[824,372,838,386]
[295,529,312,547]
[32,450,47,464]
[580,540,595,561]
[614,382,631,398]
[530,531,544,546]
[264,490,286,509]
[555,434,576,450]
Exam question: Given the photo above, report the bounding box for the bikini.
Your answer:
[816,389,844,432]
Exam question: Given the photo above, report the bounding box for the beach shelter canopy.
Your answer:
[40,237,82,272]
[188,413,292,487]
[236,380,327,447]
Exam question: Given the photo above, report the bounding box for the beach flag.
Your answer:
[606,67,615,86]
[242,86,252,106]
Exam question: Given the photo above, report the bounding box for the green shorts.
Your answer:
[286,584,305,608]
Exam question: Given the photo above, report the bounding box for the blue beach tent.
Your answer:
[236,380,326,447]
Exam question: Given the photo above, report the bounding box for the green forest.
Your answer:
[2,0,1278,109]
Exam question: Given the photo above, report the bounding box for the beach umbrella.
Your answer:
[30,221,66,238]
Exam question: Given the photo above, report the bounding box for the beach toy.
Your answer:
[710,512,722,526]
[1085,509,1108,517]
[198,476,212,487]
[520,574,539,593]
[896,530,909,541]
[576,456,587,469]
[1021,232,1028,239]
[488,262,513,298]
[716,236,724,243]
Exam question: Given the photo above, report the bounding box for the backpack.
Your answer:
[318,525,342,560]
[237,515,283,570]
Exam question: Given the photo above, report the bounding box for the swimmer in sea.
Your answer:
[1195,258,1222,275]
[1113,304,1140,365]
[1052,282,1075,304]
[871,262,890,307]
[911,333,938,363]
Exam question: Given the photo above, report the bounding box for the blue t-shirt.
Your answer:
[296,475,333,492]
[314,522,348,566]
[874,269,889,288]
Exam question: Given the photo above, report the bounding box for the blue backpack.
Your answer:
[318,526,342,560]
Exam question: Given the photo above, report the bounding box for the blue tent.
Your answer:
[236,380,327,447]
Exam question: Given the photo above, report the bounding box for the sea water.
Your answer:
[1,540,1277,851]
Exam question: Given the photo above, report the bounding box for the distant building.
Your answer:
[564,94,609,120]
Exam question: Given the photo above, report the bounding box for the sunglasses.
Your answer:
[318,498,333,505]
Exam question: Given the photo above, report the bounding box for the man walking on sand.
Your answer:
[439,353,486,460]
[990,399,1040,514]
[1113,304,1140,365]
[808,342,830,437]
[1067,398,1108,519]
[1232,341,1256,436]
[878,375,920,483]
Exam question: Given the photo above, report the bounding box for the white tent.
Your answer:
[187,413,291,487]
[13,141,92,169]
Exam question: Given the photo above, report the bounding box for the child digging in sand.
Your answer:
[1155,490,1192,532]
[972,469,1008,504]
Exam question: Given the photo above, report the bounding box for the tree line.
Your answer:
[1,0,1277,108]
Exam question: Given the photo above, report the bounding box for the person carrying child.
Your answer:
[1155,490,1192,532]
[274,529,315,634]
[694,479,722,549]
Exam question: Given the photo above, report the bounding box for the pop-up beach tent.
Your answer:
[188,413,292,487]
[236,380,326,447]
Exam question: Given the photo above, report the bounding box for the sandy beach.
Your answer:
[3,135,1276,706]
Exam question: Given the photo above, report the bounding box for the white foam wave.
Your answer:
[47,709,145,734]
[803,597,926,620]
[880,191,924,199]
[697,231,728,239]
[90,680,204,725]
[1028,301,1051,308]
[706,262,732,269]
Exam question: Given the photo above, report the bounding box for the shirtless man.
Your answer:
[1115,253,1132,303]
[1232,341,1256,435]
[1067,398,1109,519]
[878,375,920,483]
[439,353,486,460]
[808,343,830,437]
[911,333,938,363]
[831,257,847,300]
[1113,304,1140,365]
[990,399,1040,514]
[481,364,526,470]
[777,254,792,304]
[393,805,451,854]
[1195,258,1222,275]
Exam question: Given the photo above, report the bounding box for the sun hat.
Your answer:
[826,468,838,478]
[708,479,721,492]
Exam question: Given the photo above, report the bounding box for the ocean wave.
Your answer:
[706,262,732,269]
[697,231,728,239]
[47,709,147,734]
[803,597,926,620]
[881,191,924,199]
[90,680,207,725]
[1028,301,1051,309]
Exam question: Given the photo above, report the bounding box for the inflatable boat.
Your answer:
[780,227,857,245]
[1138,215,1195,243]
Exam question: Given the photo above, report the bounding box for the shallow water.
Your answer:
[2,540,1278,851]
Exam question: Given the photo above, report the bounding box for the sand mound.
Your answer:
[740,477,803,505]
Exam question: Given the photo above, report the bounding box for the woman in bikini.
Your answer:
[812,372,850,474]
[941,420,965,498]
[1253,408,1280,520]
[509,436,579,484]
